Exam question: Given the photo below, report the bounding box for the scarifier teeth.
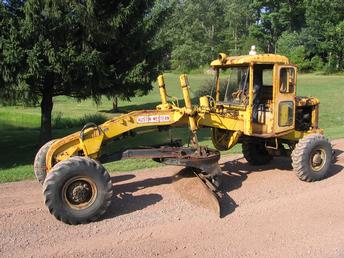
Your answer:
[172,168,221,216]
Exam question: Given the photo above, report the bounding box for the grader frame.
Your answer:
[35,52,333,224]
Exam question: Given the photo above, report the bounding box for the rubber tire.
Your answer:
[34,140,56,184]
[211,128,230,151]
[291,134,332,182]
[43,157,113,225]
[242,142,273,165]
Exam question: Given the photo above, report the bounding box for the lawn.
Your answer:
[1,73,344,183]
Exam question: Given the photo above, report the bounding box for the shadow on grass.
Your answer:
[0,113,120,169]
[98,97,201,114]
[0,124,78,169]
[0,125,40,169]
[99,101,162,114]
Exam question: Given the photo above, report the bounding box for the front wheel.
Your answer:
[43,157,113,224]
[291,134,332,182]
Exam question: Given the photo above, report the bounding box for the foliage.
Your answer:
[0,0,168,143]
[249,0,305,53]
[157,0,344,73]
[161,0,227,71]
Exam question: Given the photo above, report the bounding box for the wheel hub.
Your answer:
[310,148,326,172]
[63,177,97,209]
[312,153,322,166]
[67,181,92,204]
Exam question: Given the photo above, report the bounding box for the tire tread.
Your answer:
[291,134,332,182]
[43,157,113,225]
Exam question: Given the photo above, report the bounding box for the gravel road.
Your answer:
[1,139,344,258]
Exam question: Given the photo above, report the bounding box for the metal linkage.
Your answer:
[99,145,222,185]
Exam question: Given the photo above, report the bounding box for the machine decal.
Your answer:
[136,115,170,124]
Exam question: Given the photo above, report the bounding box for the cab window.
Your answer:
[222,66,249,106]
[278,101,294,127]
[280,68,296,93]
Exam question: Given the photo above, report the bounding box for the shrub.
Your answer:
[310,56,324,71]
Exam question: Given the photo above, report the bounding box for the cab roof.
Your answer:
[210,54,290,68]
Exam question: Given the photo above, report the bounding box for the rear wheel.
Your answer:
[242,142,273,165]
[292,134,332,182]
[34,140,56,184]
[43,157,113,224]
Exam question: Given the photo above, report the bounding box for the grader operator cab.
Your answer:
[34,50,333,225]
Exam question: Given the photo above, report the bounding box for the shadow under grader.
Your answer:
[110,174,136,184]
[104,149,343,219]
[217,151,343,218]
[326,148,344,179]
[218,156,293,214]
[104,175,172,219]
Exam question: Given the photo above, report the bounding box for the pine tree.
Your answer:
[0,0,167,144]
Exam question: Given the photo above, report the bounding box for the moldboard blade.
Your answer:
[172,168,221,215]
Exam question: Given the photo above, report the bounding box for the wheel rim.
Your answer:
[309,148,327,172]
[62,176,97,210]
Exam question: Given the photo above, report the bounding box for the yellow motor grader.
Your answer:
[34,51,333,224]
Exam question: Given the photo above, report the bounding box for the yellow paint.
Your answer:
[211,129,242,150]
[199,96,210,110]
[245,65,254,135]
[157,75,168,105]
[179,74,198,132]
[44,52,325,173]
[227,130,242,149]
[273,65,297,134]
[279,103,290,127]
[211,54,289,68]
[280,128,324,141]
[215,69,220,101]
[45,109,186,171]
[218,53,227,63]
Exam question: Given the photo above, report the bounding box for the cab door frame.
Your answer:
[273,65,297,134]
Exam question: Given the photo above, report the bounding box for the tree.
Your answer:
[0,0,167,144]
[0,1,25,104]
[222,0,254,55]
[163,0,227,71]
[303,0,344,71]
[249,0,306,53]
[333,21,344,70]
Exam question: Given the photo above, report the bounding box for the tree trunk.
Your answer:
[112,97,118,112]
[39,85,53,145]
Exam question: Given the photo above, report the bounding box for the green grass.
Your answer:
[1,72,344,183]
